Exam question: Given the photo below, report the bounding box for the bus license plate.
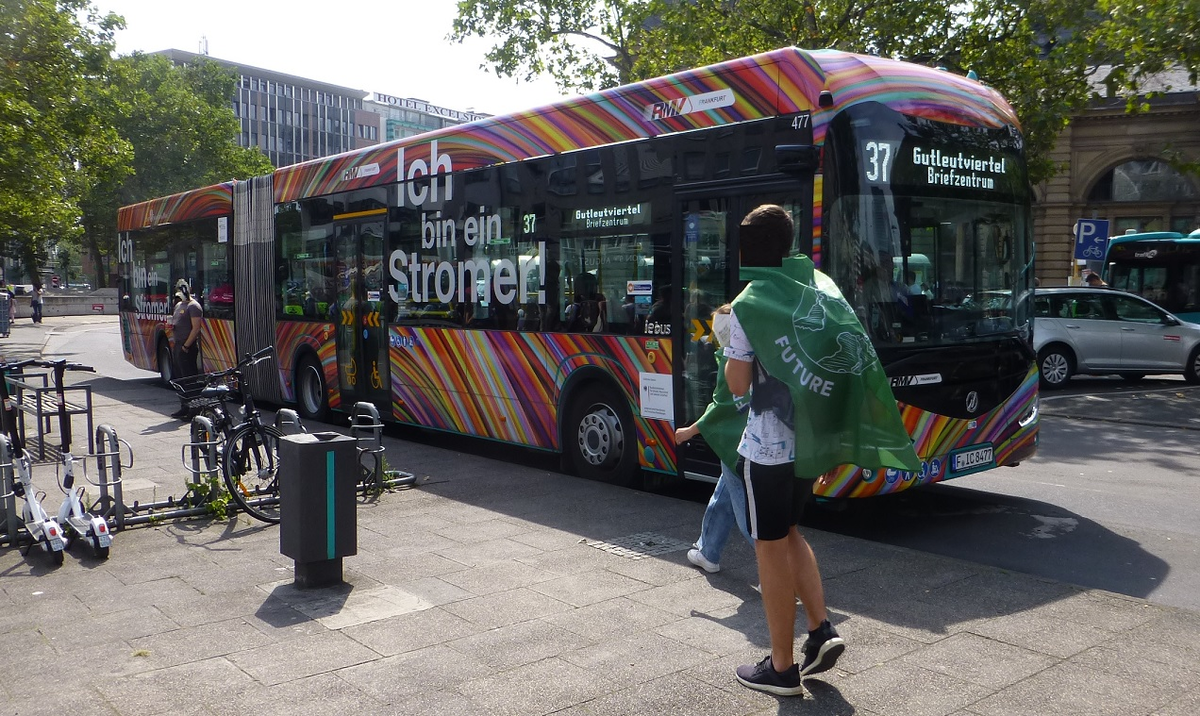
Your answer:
[951,445,994,474]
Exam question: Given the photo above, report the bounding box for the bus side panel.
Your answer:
[274,321,339,409]
[199,318,237,373]
[119,313,161,372]
[817,365,1039,498]
[386,327,677,473]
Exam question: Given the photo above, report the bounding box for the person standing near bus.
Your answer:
[724,205,920,696]
[170,279,204,419]
[722,205,844,696]
[674,304,753,573]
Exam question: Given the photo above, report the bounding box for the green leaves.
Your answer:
[452,0,1200,186]
[0,0,271,286]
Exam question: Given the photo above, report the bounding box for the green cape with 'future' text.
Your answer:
[731,256,921,479]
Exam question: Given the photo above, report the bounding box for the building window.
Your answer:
[1088,160,1200,202]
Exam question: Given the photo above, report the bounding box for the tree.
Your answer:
[0,0,123,282]
[77,52,273,286]
[449,0,656,91]
[451,0,1200,184]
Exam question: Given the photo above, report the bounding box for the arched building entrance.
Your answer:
[1033,82,1200,285]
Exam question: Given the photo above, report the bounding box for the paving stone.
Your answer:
[971,660,1173,716]
[226,630,380,686]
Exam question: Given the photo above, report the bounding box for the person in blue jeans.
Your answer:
[674,304,753,573]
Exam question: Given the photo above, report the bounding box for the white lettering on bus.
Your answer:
[397,140,453,207]
[388,240,548,307]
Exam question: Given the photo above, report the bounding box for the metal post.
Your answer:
[93,424,130,532]
[274,408,305,436]
[0,434,18,546]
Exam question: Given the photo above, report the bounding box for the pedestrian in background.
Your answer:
[170,279,204,420]
[1084,272,1108,288]
[30,282,44,324]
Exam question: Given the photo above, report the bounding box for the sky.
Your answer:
[90,1,571,116]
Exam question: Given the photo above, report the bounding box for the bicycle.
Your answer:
[171,346,285,523]
[40,359,112,559]
[0,358,67,564]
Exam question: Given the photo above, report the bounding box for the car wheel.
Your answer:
[1038,346,1073,389]
[1185,346,1200,385]
[1119,373,1145,383]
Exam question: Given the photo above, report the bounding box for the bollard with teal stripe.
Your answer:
[279,432,357,588]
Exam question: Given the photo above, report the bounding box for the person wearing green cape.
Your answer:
[725,205,920,696]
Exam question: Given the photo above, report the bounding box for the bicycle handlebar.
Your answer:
[0,358,44,374]
[239,345,275,368]
[38,359,96,373]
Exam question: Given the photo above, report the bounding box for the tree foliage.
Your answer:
[77,52,273,285]
[451,0,1200,185]
[0,0,123,280]
[1,0,271,286]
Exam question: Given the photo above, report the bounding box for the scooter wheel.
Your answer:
[94,544,110,560]
[50,547,64,566]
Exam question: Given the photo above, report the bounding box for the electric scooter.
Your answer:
[0,358,67,564]
[42,359,110,559]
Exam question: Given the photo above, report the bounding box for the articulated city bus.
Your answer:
[1104,230,1200,323]
[118,47,1038,496]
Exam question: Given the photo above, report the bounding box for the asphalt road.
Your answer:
[805,377,1200,612]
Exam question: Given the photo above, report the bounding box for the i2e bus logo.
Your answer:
[643,89,736,121]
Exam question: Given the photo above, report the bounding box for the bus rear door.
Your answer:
[333,216,390,412]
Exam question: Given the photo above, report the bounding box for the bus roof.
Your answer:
[118,182,233,232]
[271,47,1019,204]
[1108,230,1200,246]
[118,48,1021,230]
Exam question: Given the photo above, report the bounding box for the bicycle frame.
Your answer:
[175,346,284,523]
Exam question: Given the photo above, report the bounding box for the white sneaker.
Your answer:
[687,548,720,573]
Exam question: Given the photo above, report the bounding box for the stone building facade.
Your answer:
[1034,72,1200,285]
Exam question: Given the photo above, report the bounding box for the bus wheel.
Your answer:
[1037,346,1073,389]
[295,355,329,421]
[1185,347,1200,385]
[157,341,174,386]
[565,383,638,486]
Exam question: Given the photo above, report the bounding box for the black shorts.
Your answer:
[738,458,814,541]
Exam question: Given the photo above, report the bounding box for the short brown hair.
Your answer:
[738,204,794,267]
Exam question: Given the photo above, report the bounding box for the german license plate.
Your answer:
[97,532,112,548]
[951,445,994,474]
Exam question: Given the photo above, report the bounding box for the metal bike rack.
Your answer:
[91,424,133,532]
[274,408,306,436]
[1,434,18,547]
[350,402,415,491]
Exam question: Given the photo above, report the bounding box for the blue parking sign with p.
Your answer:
[1074,219,1110,260]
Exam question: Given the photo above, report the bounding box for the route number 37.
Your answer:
[863,141,897,183]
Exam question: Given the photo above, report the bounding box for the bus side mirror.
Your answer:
[775,144,820,175]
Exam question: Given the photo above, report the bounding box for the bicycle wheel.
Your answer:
[222,424,283,523]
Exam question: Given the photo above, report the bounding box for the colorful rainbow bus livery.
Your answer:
[119,47,1038,493]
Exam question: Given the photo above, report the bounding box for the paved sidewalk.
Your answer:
[2,318,1199,716]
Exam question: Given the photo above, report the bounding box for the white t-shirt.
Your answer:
[724,309,795,465]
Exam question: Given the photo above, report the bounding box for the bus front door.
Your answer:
[334,218,390,413]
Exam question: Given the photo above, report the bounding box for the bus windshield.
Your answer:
[824,103,1033,349]
[1105,234,1200,321]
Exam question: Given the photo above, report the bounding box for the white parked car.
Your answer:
[1034,287,1200,387]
